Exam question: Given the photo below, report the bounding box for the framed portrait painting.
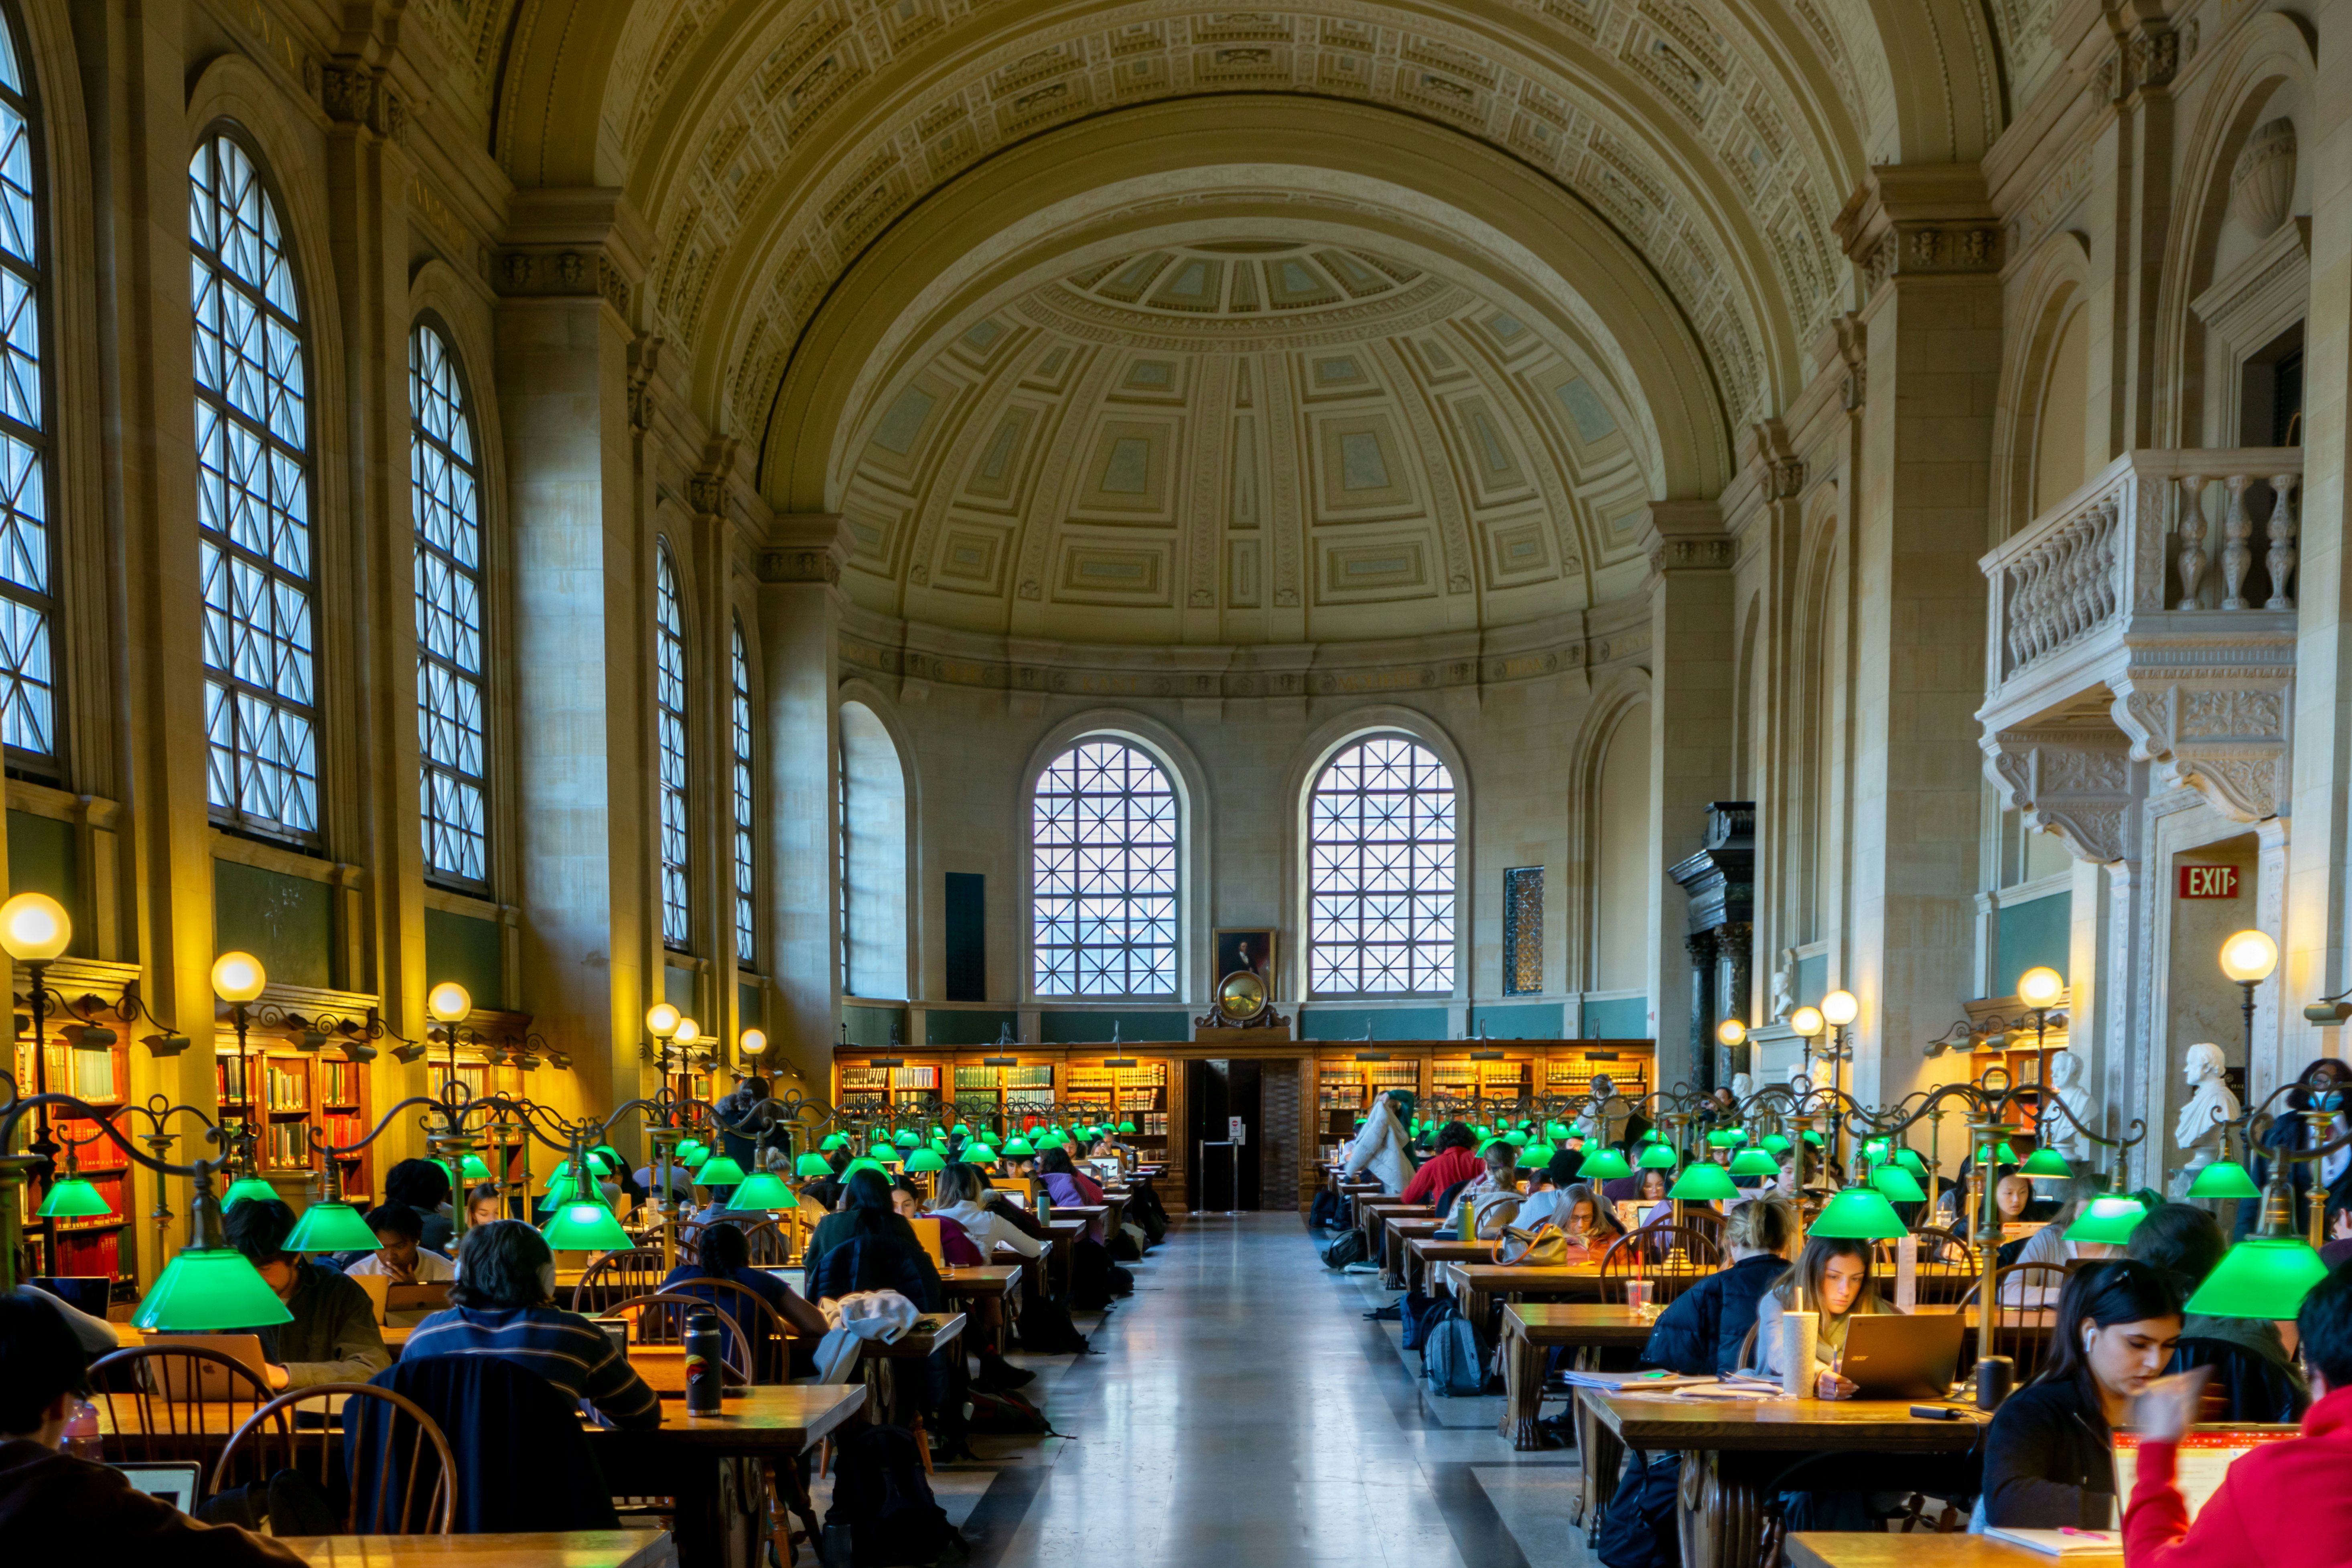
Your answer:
[1214,928,1275,992]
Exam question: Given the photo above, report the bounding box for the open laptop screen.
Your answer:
[2113,1427,2298,1522]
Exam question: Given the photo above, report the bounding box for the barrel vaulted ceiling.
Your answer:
[412,0,2050,627]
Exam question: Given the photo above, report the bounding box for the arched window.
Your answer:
[730,616,755,966]
[0,16,52,765]
[410,323,486,886]
[193,134,316,838]
[654,545,689,950]
[1031,739,1176,997]
[840,701,908,999]
[1308,735,1457,994]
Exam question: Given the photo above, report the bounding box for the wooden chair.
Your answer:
[1597,1224,1724,1304]
[740,1218,793,1266]
[658,1277,801,1383]
[1898,1227,1980,1307]
[87,1347,278,1473]
[597,1293,755,1383]
[568,1248,668,1313]
[1956,1262,2070,1381]
[210,1384,457,1534]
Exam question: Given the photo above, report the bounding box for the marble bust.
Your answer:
[1770,949,1798,1021]
[2043,1051,2092,1162]
[2173,1042,2240,1181]
[1730,1072,1754,1105]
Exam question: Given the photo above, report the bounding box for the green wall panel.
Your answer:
[6,811,80,954]
[843,1003,905,1049]
[423,908,501,1008]
[1298,1005,1450,1041]
[1467,1002,1567,1039]
[214,860,331,990]
[1038,1009,1189,1044]
[1996,893,2071,998]
[1580,996,1648,1039]
[926,1008,1017,1046]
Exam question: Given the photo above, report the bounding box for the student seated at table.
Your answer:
[662,1220,829,1378]
[1529,1182,1624,1251]
[2122,1260,2352,1563]
[1399,1121,1481,1207]
[0,1295,304,1564]
[891,1177,929,1221]
[216,1198,390,1391]
[633,1154,696,1207]
[2014,1174,2125,1270]
[1545,1138,1585,1190]
[1037,1148,1108,1238]
[406,1220,662,1430]
[384,1157,457,1254]
[1340,1089,1415,1195]
[802,1167,942,1312]
[464,1181,505,1229]
[1744,1235,1887,1395]
[1642,1194,1798,1375]
[1463,1142,1524,1237]
[344,1202,458,1282]
[934,1162,1046,1264]
[1983,1259,2180,1529]
[2127,1202,2307,1423]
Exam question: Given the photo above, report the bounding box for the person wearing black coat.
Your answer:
[2127,1201,2310,1424]
[1640,1250,1789,1375]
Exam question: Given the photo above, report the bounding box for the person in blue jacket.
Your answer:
[1596,1195,1797,1568]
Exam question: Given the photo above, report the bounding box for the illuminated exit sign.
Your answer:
[2179,865,2240,899]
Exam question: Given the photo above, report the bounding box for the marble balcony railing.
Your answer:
[1977,448,2301,851]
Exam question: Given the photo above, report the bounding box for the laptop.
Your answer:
[112,1462,203,1511]
[149,1334,274,1400]
[351,1273,392,1324]
[386,1282,451,1314]
[1835,1312,1966,1400]
[2113,1424,2298,1523]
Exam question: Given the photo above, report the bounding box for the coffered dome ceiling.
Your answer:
[833,235,1654,643]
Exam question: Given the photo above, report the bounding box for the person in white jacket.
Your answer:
[1342,1090,1417,1195]
[930,1162,1043,1389]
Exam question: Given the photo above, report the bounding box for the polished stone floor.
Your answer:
[821,1212,1597,1566]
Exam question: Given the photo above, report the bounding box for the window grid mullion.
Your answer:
[1031,739,1177,999]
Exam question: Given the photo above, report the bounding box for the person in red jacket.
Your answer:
[1399,1121,1482,1207]
[2123,1259,2352,1565]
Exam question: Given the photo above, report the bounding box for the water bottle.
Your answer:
[1456,1194,1476,1241]
[684,1310,723,1415]
[63,1398,102,1462]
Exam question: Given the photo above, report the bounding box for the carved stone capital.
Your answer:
[759,514,854,586]
[321,63,408,144]
[1982,728,2146,864]
[2111,675,2291,824]
[1639,500,1729,578]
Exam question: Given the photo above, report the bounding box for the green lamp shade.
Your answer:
[1546,1122,1570,1140]
[1637,1142,1680,1170]
[1707,1127,1747,1148]
[132,1246,294,1331]
[1004,1138,1037,1158]
[1893,1150,1928,1176]
[38,1177,114,1220]
[542,1161,573,1189]
[461,1154,493,1181]
[2186,1236,2331,1320]
[796,1152,832,1178]
[678,1145,710,1169]
[586,1150,615,1175]
[1988,1142,2019,1164]
[2021,1147,2074,1178]
[952,1123,971,1137]
[1861,1138,1891,1160]
[696,1155,748,1185]
[966,1145,998,1164]
[1760,1134,1792,1154]
[904,1148,947,1173]
[1503,1130,1528,1147]
[2065,1194,2150,1244]
[1800,1130,1825,1146]
[542,1199,632,1251]
[844,1157,889,1177]
[2187,1160,2262,1200]
[731,1172,795,1209]
[1523,1142,1557,1166]
[821,1133,848,1151]
[1580,1148,1634,1180]
[284,1199,383,1253]
[1669,1163,1740,1201]
[223,1174,279,1207]
[537,1185,562,1214]
[1807,1187,1908,1241]
[1729,1148,1780,1177]
[1870,1166,1928,1203]
[1118,1121,1137,1134]
[895,1130,919,1148]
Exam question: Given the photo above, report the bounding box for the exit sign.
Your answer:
[2180,865,2241,899]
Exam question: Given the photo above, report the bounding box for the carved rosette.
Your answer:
[1983,729,2145,864]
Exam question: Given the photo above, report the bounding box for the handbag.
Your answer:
[1492,1224,1585,1267]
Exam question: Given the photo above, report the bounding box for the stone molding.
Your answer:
[1983,728,2147,864]
[321,63,409,144]
[2111,657,2295,824]
[760,514,856,586]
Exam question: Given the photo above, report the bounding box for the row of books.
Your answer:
[263,1119,317,1168]
[262,1062,308,1110]
[318,1058,363,1104]
[13,1041,120,1102]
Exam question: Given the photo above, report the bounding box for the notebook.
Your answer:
[1981,1527,2121,1556]
[2113,1427,2299,1522]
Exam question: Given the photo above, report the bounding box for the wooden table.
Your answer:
[1042,1218,1086,1298]
[1497,1303,1654,1449]
[1787,1537,2116,1568]
[116,1324,415,1351]
[1439,1259,1607,1337]
[1382,1215,1442,1288]
[1584,1392,1992,1568]
[1402,1236,1489,1295]
[593,1383,865,1568]
[939,1263,1022,1355]
[278,1532,675,1568]
[1357,1201,1422,1278]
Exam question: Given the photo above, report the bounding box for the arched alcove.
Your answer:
[840,698,911,1000]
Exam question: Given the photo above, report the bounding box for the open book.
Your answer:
[1982,1527,2121,1556]
[1555,1369,1719,1392]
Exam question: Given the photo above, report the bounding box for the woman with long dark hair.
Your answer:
[801,1167,941,1310]
[1745,1235,1885,1395]
[1983,1259,2182,1528]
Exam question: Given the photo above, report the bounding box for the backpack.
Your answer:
[1070,1240,1130,1310]
[825,1422,968,1567]
[1319,1229,1367,1270]
[937,1219,985,1268]
[1396,1290,1447,1351]
[967,1386,1063,1436]
[1308,1189,1343,1231]
[1421,1302,1490,1397]
[1017,1296,1091,1355]
[1595,1450,1682,1568]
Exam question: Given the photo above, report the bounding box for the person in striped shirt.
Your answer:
[405,1221,662,1430]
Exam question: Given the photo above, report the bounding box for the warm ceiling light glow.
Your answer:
[2220,929,2279,985]
[673,1016,700,1047]
[211,951,266,1003]
[1788,1005,1825,1038]
[1715,1017,1747,1048]
[2017,966,2064,1009]
[1820,990,1859,1028]
[0,891,69,962]
[427,981,473,1023]
[739,1028,767,1056]
[645,1002,681,1037]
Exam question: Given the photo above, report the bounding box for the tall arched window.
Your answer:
[410,323,486,886]
[654,545,689,950]
[1031,739,1176,996]
[730,616,755,966]
[193,134,316,838]
[1308,735,1457,994]
[0,16,52,765]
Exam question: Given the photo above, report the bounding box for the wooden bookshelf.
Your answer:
[15,1032,133,1282]
[218,1040,376,1206]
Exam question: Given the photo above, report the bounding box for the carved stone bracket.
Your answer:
[759,514,854,586]
[494,249,634,320]
[2111,659,2293,824]
[1983,728,2147,864]
[321,63,409,144]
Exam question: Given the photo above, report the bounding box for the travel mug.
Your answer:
[684,1309,724,1415]
[1976,1354,2015,1411]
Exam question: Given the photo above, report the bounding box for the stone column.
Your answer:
[1720,920,1753,1082]
[494,192,652,1116]
[1641,502,1734,1089]
[1685,929,1719,1093]
[1837,169,2003,1106]
[757,516,856,1092]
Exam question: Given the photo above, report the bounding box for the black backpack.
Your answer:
[1319,1228,1367,1270]
[1397,1290,1447,1350]
[1017,1295,1091,1355]
[967,1386,1063,1436]
[1308,1189,1343,1231]
[1596,1449,1681,1568]
[827,1422,968,1566]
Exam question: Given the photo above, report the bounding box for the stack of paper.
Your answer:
[1983,1527,2121,1556]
